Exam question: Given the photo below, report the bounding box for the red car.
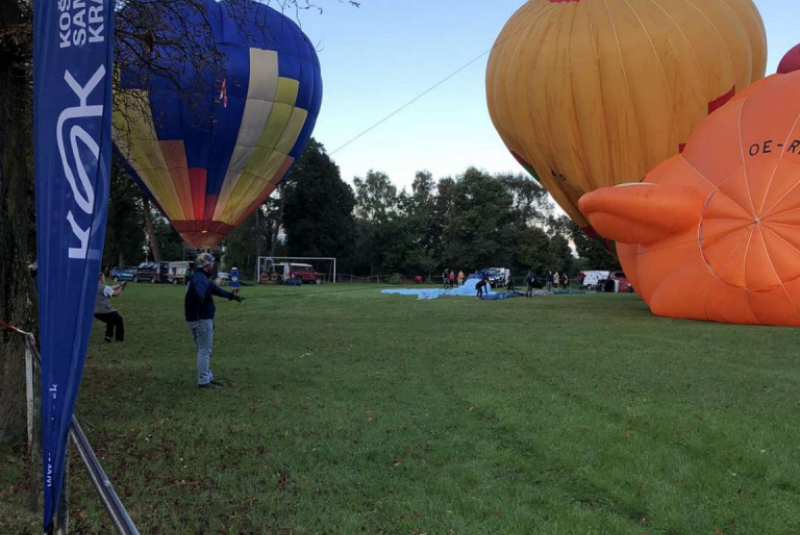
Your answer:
[598,271,634,293]
[290,265,324,284]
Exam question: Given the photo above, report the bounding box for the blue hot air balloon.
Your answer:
[113,0,322,248]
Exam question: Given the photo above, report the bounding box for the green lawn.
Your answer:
[2,284,800,534]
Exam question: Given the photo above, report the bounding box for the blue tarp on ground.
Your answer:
[381,276,588,301]
[482,291,525,300]
[382,275,492,300]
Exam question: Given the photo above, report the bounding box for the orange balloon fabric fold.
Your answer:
[579,70,800,327]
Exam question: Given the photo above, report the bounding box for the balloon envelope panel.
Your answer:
[114,0,322,248]
[580,71,800,327]
[486,0,766,234]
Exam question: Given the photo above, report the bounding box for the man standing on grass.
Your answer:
[185,253,244,389]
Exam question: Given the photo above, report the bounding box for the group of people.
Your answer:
[520,270,571,297]
[546,271,572,291]
[472,269,574,300]
[94,253,244,389]
[441,268,465,289]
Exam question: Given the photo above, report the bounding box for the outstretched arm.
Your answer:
[209,280,238,301]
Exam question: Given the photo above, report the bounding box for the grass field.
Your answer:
[2,283,800,535]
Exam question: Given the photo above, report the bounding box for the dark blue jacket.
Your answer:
[185,270,235,322]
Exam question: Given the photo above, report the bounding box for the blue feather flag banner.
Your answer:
[33,0,115,531]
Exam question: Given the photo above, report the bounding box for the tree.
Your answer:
[141,197,163,262]
[264,193,286,258]
[352,170,399,275]
[353,170,397,224]
[223,207,272,280]
[499,173,553,227]
[151,214,187,261]
[547,234,574,275]
[442,168,518,272]
[402,171,441,276]
[568,221,621,271]
[0,0,34,442]
[283,139,356,263]
[103,160,146,269]
[515,226,551,274]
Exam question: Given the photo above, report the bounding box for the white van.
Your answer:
[168,261,193,285]
[579,270,610,290]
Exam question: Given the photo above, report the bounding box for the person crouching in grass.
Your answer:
[475,276,490,300]
[94,273,126,342]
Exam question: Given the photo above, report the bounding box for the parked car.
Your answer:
[111,266,137,282]
[134,261,170,283]
[480,267,510,288]
[289,264,324,284]
[596,271,633,293]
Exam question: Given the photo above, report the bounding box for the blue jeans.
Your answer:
[188,320,214,385]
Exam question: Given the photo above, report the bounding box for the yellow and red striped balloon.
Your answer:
[114,0,322,249]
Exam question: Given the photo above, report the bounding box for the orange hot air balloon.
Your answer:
[486,0,767,236]
[579,65,800,328]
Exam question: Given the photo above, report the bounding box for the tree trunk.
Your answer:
[255,206,262,258]
[269,186,285,257]
[0,0,35,443]
[142,197,162,262]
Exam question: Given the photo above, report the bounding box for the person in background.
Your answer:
[475,276,490,300]
[506,273,515,292]
[442,268,450,289]
[94,273,126,343]
[546,271,554,291]
[525,269,536,298]
[457,270,465,286]
[561,272,570,290]
[229,267,241,296]
[553,271,560,290]
[185,253,244,389]
[449,269,455,289]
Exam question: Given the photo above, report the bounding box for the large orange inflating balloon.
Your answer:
[486,0,767,235]
[579,69,800,327]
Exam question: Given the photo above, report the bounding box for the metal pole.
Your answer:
[70,418,141,535]
[333,258,337,284]
[25,341,38,512]
[55,443,69,535]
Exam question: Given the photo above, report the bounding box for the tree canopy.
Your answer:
[283,139,356,262]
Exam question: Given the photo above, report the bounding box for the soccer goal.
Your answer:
[256,256,337,285]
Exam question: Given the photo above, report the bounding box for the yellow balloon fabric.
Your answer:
[486,0,767,232]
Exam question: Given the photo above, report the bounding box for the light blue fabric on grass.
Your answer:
[382,275,494,300]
